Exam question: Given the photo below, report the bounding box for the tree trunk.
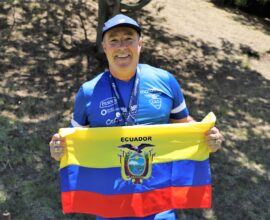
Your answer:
[121,0,151,12]
[96,0,120,54]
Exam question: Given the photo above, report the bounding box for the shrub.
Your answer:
[212,0,270,17]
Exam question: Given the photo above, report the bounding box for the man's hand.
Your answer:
[49,133,66,161]
[206,127,223,152]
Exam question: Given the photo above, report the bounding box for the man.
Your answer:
[49,14,223,220]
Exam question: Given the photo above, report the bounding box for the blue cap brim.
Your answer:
[102,24,141,39]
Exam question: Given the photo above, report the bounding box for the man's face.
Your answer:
[102,27,142,77]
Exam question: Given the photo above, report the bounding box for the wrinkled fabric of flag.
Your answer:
[59,112,216,218]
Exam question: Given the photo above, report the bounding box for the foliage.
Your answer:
[212,0,270,17]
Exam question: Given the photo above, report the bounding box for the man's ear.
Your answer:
[102,41,106,53]
[138,37,143,49]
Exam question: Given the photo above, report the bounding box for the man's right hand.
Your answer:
[49,133,65,161]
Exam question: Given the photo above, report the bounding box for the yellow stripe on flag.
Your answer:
[59,112,216,168]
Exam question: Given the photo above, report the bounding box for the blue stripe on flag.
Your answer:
[60,159,211,195]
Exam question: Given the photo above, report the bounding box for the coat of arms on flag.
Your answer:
[118,143,155,184]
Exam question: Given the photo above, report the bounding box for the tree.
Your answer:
[96,0,151,54]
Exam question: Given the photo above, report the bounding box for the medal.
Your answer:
[108,67,140,126]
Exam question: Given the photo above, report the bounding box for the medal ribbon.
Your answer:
[108,67,140,126]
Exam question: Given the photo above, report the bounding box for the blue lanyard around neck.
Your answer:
[108,67,140,126]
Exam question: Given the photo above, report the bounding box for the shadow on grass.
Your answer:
[0,1,269,220]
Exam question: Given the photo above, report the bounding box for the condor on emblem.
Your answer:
[118,143,155,184]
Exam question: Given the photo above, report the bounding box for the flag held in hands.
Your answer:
[59,112,216,218]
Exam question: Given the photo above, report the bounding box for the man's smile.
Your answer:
[115,54,131,59]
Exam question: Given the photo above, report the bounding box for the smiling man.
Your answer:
[49,14,223,220]
[102,26,142,80]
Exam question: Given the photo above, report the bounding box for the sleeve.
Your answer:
[70,86,89,127]
[168,74,189,119]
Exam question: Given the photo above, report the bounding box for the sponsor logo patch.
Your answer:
[99,97,117,108]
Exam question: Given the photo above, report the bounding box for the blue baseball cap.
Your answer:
[102,14,141,39]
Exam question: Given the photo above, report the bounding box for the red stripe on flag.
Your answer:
[62,185,211,218]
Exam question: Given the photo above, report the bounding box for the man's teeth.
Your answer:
[117,55,129,58]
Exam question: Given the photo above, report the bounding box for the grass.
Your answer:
[0,1,269,220]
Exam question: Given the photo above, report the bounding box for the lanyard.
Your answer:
[108,67,140,126]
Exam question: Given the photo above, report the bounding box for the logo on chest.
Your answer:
[141,88,163,110]
[149,98,162,109]
[99,97,117,109]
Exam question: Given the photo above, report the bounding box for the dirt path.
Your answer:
[144,0,270,79]
[146,0,270,51]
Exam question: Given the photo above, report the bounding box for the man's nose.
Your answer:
[118,40,128,47]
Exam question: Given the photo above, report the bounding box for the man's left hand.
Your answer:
[206,127,223,152]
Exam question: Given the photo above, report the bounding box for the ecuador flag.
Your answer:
[59,112,216,218]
